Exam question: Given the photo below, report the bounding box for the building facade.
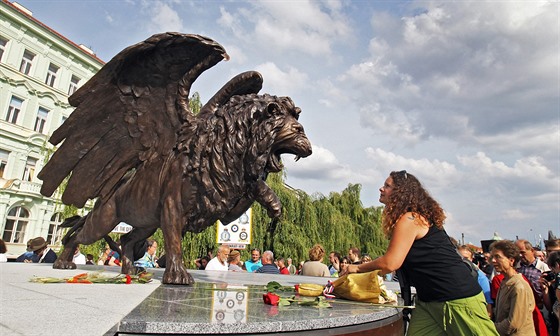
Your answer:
[0,0,104,256]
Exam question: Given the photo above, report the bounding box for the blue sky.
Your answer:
[17,0,559,246]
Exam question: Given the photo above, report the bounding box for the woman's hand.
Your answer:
[340,264,359,276]
[348,264,360,273]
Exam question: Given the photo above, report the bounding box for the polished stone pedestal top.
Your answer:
[116,281,401,335]
[1,262,403,336]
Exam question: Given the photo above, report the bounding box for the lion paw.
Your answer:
[53,260,77,270]
[162,267,194,285]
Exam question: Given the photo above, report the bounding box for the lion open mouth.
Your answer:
[267,138,312,173]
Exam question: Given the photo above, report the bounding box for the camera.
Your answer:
[543,271,555,282]
[473,252,487,266]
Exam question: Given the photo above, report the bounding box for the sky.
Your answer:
[16,0,559,246]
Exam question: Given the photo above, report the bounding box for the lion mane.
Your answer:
[178,93,299,232]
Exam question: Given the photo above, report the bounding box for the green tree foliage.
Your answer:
[246,174,389,264]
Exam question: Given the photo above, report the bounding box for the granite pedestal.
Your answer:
[1,263,404,336]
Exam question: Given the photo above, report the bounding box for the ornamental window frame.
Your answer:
[19,49,35,75]
[2,206,30,244]
[45,63,59,87]
[34,107,49,134]
[6,96,23,124]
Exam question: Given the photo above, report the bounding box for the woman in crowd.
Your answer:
[343,170,497,335]
[227,250,244,271]
[301,244,330,277]
[490,240,536,335]
[361,254,372,263]
[98,244,120,266]
[338,256,350,276]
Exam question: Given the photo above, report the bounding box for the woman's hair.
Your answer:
[339,256,350,264]
[0,239,6,254]
[490,240,521,264]
[308,244,326,261]
[361,254,372,263]
[382,170,446,237]
[547,250,560,270]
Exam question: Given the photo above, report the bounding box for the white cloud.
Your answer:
[254,62,309,97]
[148,2,183,32]
[503,209,533,220]
[346,0,558,155]
[284,145,354,181]
[364,147,459,190]
[216,1,352,59]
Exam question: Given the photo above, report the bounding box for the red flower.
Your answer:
[125,274,132,284]
[263,292,280,306]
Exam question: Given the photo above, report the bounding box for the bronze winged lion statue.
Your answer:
[37,33,312,285]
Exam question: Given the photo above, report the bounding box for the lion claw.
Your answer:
[53,260,77,270]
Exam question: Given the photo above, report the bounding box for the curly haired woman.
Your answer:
[343,170,498,335]
[301,244,331,277]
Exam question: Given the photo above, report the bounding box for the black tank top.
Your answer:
[401,225,481,302]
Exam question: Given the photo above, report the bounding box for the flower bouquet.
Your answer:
[29,271,153,284]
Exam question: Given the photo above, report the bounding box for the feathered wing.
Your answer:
[38,33,228,207]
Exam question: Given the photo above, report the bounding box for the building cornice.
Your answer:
[1,0,105,66]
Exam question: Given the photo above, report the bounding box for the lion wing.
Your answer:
[38,33,228,207]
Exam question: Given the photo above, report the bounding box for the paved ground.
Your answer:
[1,263,160,336]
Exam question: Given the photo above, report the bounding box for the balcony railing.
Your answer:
[1,179,42,194]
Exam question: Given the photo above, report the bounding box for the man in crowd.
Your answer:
[205,245,230,271]
[348,247,361,265]
[133,239,159,270]
[328,251,341,276]
[255,250,279,274]
[244,248,262,272]
[516,239,549,309]
[286,258,297,275]
[546,239,560,262]
[27,237,57,263]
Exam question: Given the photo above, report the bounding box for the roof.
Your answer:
[1,0,105,65]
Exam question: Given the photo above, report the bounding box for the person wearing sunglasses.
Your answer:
[342,170,498,335]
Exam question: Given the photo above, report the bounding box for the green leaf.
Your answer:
[278,298,291,306]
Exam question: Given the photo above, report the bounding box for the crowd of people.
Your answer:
[1,169,559,336]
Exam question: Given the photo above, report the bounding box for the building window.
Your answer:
[45,63,59,87]
[22,157,37,182]
[3,206,29,243]
[19,50,35,75]
[34,107,49,134]
[0,149,9,178]
[68,75,80,95]
[0,37,7,62]
[5,96,23,124]
[47,213,64,245]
